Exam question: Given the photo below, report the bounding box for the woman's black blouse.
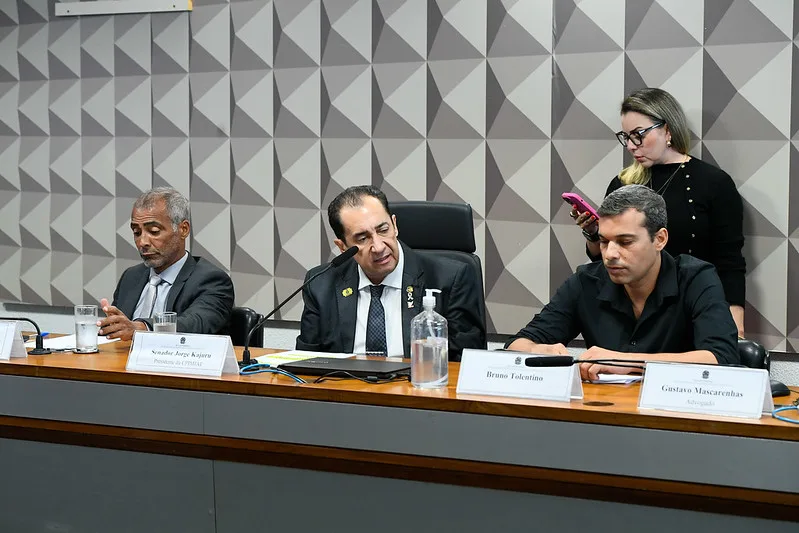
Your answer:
[592,157,746,306]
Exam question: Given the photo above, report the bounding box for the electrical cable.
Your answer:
[239,363,306,383]
[313,370,409,385]
[771,394,799,424]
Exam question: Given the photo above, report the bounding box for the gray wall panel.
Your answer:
[0,0,796,350]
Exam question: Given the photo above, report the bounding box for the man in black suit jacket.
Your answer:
[98,187,234,340]
[296,186,485,361]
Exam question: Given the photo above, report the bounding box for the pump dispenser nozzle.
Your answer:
[422,288,441,309]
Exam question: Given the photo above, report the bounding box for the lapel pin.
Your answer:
[406,286,414,308]
[342,287,353,297]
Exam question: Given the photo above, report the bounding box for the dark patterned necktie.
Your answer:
[365,284,387,356]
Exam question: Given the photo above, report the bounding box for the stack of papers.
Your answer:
[591,374,643,384]
[24,335,120,350]
[254,350,352,367]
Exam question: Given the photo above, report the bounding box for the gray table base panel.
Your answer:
[204,392,799,494]
[216,462,795,533]
[2,374,797,495]
[0,439,793,533]
[0,374,204,433]
[0,438,215,533]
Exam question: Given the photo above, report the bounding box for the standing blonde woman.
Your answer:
[573,88,746,337]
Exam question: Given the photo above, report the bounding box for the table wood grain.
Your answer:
[2,342,798,440]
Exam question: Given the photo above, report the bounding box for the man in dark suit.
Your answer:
[98,187,234,341]
[296,186,485,361]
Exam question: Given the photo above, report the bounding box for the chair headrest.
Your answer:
[391,201,476,253]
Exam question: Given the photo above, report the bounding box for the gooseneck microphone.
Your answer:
[239,246,359,368]
[2,317,51,355]
[524,355,577,367]
[524,355,645,370]
[522,355,737,370]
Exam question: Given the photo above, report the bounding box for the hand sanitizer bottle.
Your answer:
[410,289,448,389]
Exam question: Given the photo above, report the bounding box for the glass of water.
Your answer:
[74,305,99,353]
[153,311,177,333]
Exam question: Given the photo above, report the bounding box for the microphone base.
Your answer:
[238,347,259,370]
[28,348,52,355]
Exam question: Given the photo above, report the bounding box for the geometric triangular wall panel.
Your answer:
[1,0,798,350]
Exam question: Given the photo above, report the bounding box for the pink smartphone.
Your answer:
[561,192,599,219]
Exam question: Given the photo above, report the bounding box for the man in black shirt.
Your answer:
[507,185,739,381]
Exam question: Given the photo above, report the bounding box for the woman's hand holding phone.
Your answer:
[575,208,601,250]
[562,192,600,246]
[570,208,597,232]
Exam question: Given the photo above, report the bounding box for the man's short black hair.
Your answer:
[327,185,392,241]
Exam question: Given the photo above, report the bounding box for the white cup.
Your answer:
[74,305,99,353]
[153,311,177,333]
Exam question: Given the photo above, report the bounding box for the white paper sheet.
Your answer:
[24,334,120,350]
[591,373,643,384]
[254,350,352,367]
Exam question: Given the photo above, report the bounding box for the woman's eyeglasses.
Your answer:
[615,122,665,147]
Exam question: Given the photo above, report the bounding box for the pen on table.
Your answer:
[23,332,49,342]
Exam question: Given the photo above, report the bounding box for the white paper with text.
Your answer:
[127,331,237,377]
[24,334,119,350]
[456,350,582,402]
[0,321,26,360]
[639,362,772,419]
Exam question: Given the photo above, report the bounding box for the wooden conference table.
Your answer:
[0,341,797,532]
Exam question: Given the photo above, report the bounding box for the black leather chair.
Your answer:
[737,338,769,370]
[738,338,789,397]
[230,306,263,347]
[390,201,487,338]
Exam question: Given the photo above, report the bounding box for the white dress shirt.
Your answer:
[132,251,189,319]
[353,245,405,356]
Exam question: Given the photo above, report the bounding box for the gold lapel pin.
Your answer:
[342,287,353,297]
[406,286,414,308]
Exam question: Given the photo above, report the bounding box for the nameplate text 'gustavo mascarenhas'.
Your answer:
[127,331,238,377]
[456,350,582,402]
[639,362,772,419]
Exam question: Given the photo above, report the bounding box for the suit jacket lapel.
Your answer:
[400,244,423,355]
[120,267,150,317]
[335,262,359,353]
[165,255,197,311]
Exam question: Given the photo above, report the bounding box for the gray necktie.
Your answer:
[137,274,162,319]
[365,284,387,356]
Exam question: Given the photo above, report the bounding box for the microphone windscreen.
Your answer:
[331,246,358,267]
[524,355,575,367]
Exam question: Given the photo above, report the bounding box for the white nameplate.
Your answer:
[127,331,238,377]
[639,362,773,419]
[456,349,582,402]
[0,321,26,361]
